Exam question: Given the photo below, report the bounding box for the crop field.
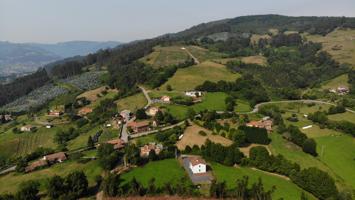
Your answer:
[140,46,190,68]
[116,92,147,112]
[77,86,117,102]
[121,159,188,187]
[0,125,66,158]
[176,124,233,150]
[0,160,102,194]
[321,74,349,90]
[305,28,355,66]
[160,61,240,91]
[211,163,315,200]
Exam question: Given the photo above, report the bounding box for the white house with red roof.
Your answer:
[188,156,207,174]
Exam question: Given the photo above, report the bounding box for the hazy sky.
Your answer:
[1,0,355,43]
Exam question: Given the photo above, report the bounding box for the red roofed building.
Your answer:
[127,121,151,133]
[43,152,67,163]
[78,107,93,116]
[246,118,273,132]
[106,139,126,150]
[25,160,48,173]
[188,156,207,174]
[140,143,163,157]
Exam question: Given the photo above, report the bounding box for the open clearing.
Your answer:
[214,55,268,66]
[140,46,190,68]
[185,46,226,62]
[0,160,102,193]
[121,159,188,187]
[160,61,240,91]
[176,124,233,150]
[162,92,229,120]
[321,74,349,90]
[305,28,355,66]
[115,92,147,112]
[212,163,316,200]
[77,86,117,103]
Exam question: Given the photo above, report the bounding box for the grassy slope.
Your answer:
[305,28,355,66]
[212,163,315,200]
[0,160,102,194]
[321,74,349,90]
[185,46,226,62]
[115,93,147,112]
[120,159,188,187]
[268,102,355,190]
[162,92,229,120]
[160,61,240,91]
[140,46,190,68]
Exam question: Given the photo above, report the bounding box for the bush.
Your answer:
[198,131,207,136]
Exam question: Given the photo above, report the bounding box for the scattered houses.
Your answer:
[246,117,273,132]
[120,110,131,122]
[140,143,163,157]
[43,152,67,163]
[185,91,203,98]
[48,109,63,117]
[127,120,151,133]
[20,125,35,132]
[25,160,48,173]
[0,114,13,123]
[78,107,93,116]
[188,156,207,174]
[106,139,126,150]
[161,95,171,103]
[25,152,67,173]
[329,86,349,95]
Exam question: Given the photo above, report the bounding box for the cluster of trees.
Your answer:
[201,140,244,166]
[328,104,346,114]
[101,174,198,197]
[154,110,176,125]
[97,143,121,171]
[237,126,270,145]
[210,176,275,199]
[283,126,317,156]
[0,171,89,200]
[172,96,194,106]
[271,33,303,47]
[246,146,338,199]
[88,98,117,124]
[349,70,355,95]
[0,69,50,107]
[46,171,88,199]
[196,75,270,106]
[54,127,79,146]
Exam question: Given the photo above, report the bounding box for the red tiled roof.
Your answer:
[44,152,67,162]
[106,139,125,149]
[188,156,206,166]
[128,121,150,128]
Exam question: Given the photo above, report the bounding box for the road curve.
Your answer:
[236,100,355,115]
[139,86,152,109]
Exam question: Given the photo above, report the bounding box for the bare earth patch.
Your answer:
[77,86,118,102]
[176,124,233,150]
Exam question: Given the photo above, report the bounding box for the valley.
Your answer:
[0,15,355,200]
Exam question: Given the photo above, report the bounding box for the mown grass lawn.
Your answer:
[211,163,315,200]
[235,99,252,112]
[0,160,102,194]
[315,134,355,190]
[321,74,349,90]
[160,61,240,91]
[120,159,188,187]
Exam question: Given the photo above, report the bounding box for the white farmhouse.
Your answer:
[185,91,203,98]
[188,156,207,174]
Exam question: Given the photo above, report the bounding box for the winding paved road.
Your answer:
[139,86,152,109]
[236,100,355,114]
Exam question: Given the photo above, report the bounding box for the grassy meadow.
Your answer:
[115,92,147,112]
[140,46,190,68]
[212,163,316,200]
[160,61,240,91]
[120,159,188,187]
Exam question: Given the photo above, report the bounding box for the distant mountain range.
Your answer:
[0,41,121,79]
